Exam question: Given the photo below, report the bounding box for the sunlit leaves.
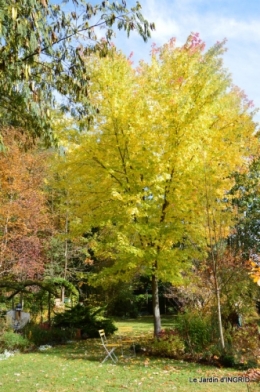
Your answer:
[0,0,154,145]
[0,129,51,280]
[54,35,257,293]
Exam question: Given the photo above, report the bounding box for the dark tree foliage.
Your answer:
[53,304,117,337]
[0,0,155,146]
[230,158,260,258]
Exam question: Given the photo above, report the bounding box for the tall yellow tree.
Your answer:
[58,34,258,336]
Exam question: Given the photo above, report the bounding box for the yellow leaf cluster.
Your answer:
[54,36,258,286]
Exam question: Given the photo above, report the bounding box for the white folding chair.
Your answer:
[98,329,121,364]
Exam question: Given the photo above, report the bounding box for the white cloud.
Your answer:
[114,0,260,123]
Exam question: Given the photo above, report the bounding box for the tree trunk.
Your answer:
[203,172,225,351]
[61,286,65,303]
[61,210,69,303]
[64,213,68,281]
[212,253,225,351]
[216,284,225,350]
[48,291,51,326]
[152,273,161,338]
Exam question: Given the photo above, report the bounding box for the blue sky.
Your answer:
[111,0,260,124]
[61,0,260,123]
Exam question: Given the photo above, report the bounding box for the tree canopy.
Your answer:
[0,0,155,146]
[54,34,258,335]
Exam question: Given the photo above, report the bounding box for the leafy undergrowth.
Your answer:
[116,316,260,370]
[0,339,258,392]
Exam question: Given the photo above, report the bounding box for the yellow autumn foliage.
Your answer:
[55,34,258,287]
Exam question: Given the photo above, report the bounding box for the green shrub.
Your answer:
[175,311,217,353]
[148,329,185,358]
[52,304,117,338]
[25,324,72,346]
[218,352,235,367]
[0,331,30,352]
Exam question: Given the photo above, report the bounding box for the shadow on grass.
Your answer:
[29,338,152,365]
[26,343,221,375]
[115,315,176,323]
[24,316,177,364]
[30,340,114,363]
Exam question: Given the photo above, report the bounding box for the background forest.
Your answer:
[1,0,260,368]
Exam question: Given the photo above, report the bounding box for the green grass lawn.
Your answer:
[115,315,174,329]
[0,317,258,392]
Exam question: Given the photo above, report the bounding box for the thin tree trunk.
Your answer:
[40,299,43,324]
[61,286,65,303]
[61,211,69,303]
[64,212,68,280]
[0,187,13,272]
[203,165,225,351]
[209,245,225,351]
[48,291,51,326]
[152,273,161,338]
[215,280,225,350]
